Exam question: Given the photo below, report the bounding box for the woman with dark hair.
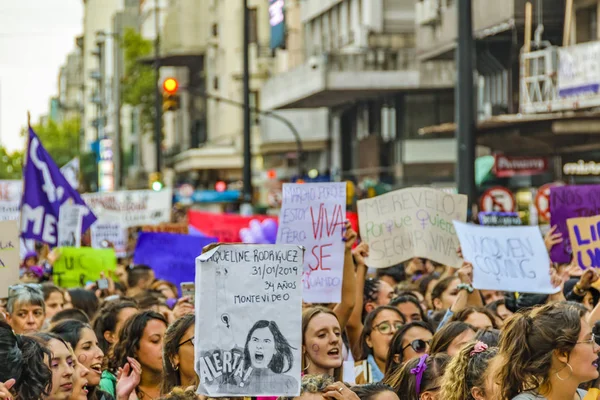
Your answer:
[429,321,476,357]
[42,283,66,323]
[390,295,428,324]
[68,289,99,321]
[161,314,197,394]
[417,274,440,311]
[0,320,52,399]
[238,320,297,394]
[92,300,139,354]
[450,307,497,330]
[485,299,513,328]
[32,332,75,400]
[384,322,434,377]
[104,311,168,400]
[355,306,405,384]
[383,353,450,400]
[431,277,460,311]
[350,382,398,400]
[474,328,500,348]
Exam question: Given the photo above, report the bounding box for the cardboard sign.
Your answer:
[195,244,302,397]
[0,180,22,221]
[567,215,600,269]
[90,222,128,258]
[357,187,467,268]
[454,222,556,294]
[276,183,346,303]
[478,212,522,226]
[0,220,21,297]
[133,232,217,294]
[58,203,82,248]
[550,185,600,263]
[53,247,117,288]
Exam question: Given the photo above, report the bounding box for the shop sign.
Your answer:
[563,160,600,176]
[479,186,516,212]
[493,155,548,178]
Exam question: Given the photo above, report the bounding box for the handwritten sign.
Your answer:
[83,189,172,228]
[53,247,117,288]
[478,212,522,226]
[276,183,346,303]
[142,223,188,234]
[58,203,82,248]
[357,187,467,269]
[195,244,302,397]
[0,220,20,297]
[133,232,217,294]
[90,222,128,257]
[550,185,600,263]
[0,180,22,221]
[567,215,600,269]
[454,222,556,294]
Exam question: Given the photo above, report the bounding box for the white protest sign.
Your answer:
[58,203,82,248]
[83,188,172,228]
[91,222,128,257]
[0,180,22,221]
[453,221,557,294]
[357,187,467,268]
[0,220,21,297]
[195,244,302,397]
[60,157,80,189]
[276,182,346,303]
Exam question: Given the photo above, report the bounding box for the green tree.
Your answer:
[28,117,80,167]
[0,147,23,179]
[122,28,155,131]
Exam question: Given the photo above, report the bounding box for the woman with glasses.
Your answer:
[492,302,598,400]
[383,353,450,400]
[384,322,434,377]
[161,314,197,395]
[355,306,405,384]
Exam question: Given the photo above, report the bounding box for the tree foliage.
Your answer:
[28,117,80,167]
[0,147,23,180]
[121,28,155,132]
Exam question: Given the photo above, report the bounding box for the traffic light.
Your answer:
[162,77,180,112]
[149,172,164,191]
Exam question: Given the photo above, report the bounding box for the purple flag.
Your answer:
[550,184,600,263]
[21,127,97,246]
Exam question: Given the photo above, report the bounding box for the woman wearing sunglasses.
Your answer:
[383,353,450,400]
[161,314,196,395]
[384,322,434,377]
[355,306,405,384]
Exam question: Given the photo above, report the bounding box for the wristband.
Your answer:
[457,283,474,293]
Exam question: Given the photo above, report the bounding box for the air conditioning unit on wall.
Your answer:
[416,0,440,26]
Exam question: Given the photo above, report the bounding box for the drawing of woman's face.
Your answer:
[248,327,275,369]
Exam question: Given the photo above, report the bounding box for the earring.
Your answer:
[555,362,573,381]
[173,364,179,371]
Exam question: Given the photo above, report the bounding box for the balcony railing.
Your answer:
[325,48,418,72]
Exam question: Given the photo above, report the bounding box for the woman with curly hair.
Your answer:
[102,311,168,400]
[439,340,498,400]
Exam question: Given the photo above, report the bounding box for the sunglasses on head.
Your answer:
[402,339,429,354]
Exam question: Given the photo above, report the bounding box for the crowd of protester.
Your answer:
[1,221,600,400]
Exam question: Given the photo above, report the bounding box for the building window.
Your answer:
[576,5,597,43]
[213,77,219,90]
[212,23,218,37]
[248,7,258,44]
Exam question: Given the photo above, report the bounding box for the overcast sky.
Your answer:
[0,0,83,152]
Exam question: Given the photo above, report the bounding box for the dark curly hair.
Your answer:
[0,320,52,400]
[92,299,139,353]
[107,310,168,373]
[244,320,295,373]
[161,314,196,395]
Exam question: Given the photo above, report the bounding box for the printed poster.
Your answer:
[58,203,83,248]
[90,222,128,257]
[357,187,468,269]
[567,215,600,269]
[0,220,21,297]
[276,182,346,303]
[83,189,173,228]
[550,185,600,263]
[53,247,117,288]
[454,222,556,294]
[0,180,22,221]
[195,244,302,397]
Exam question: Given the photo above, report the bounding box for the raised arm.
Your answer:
[334,221,357,330]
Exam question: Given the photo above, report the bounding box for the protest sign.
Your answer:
[453,221,556,293]
[357,187,467,269]
[142,223,188,234]
[567,215,600,269]
[133,232,217,294]
[478,212,522,226]
[83,189,172,228]
[53,247,117,288]
[58,203,82,248]
[0,220,21,297]
[195,244,302,397]
[276,182,346,303]
[0,180,22,221]
[60,157,79,190]
[550,185,600,263]
[90,222,128,257]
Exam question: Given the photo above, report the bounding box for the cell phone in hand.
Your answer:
[180,282,195,303]
[97,278,109,290]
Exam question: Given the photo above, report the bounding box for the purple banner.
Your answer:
[21,128,96,246]
[550,185,600,263]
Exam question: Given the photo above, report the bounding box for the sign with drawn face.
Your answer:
[195,244,302,397]
[0,220,20,297]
